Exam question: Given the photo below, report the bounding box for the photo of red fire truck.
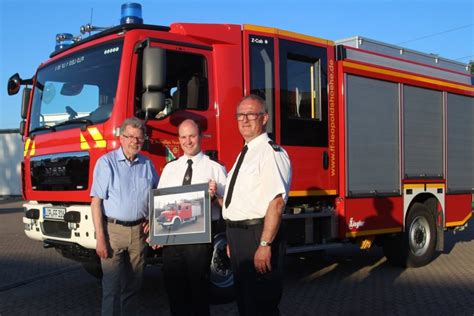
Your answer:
[156,199,202,230]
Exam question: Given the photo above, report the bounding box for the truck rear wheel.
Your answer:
[383,202,437,267]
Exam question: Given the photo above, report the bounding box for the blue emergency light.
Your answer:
[55,33,74,51]
[120,3,143,25]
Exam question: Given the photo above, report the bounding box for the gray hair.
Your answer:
[119,117,146,135]
[238,94,269,114]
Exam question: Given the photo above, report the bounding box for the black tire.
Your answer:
[82,260,103,279]
[209,233,234,304]
[383,202,437,268]
[172,218,181,230]
[405,203,436,267]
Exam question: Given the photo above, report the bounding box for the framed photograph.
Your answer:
[149,182,211,246]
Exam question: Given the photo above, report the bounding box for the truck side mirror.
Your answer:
[19,120,26,136]
[7,73,21,96]
[21,87,31,119]
[142,46,166,116]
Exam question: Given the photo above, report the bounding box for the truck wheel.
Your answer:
[405,203,436,267]
[209,233,234,304]
[82,260,103,279]
[172,218,181,230]
[383,202,436,268]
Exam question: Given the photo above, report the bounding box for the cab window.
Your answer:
[280,39,328,147]
[136,49,208,119]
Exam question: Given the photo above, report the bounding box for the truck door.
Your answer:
[278,38,336,194]
[243,25,337,197]
[131,39,215,172]
[243,26,337,195]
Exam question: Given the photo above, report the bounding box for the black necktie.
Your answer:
[225,145,248,208]
[182,159,193,185]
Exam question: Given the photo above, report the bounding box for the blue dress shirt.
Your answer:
[91,148,159,221]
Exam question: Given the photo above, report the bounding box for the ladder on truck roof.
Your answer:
[336,36,472,85]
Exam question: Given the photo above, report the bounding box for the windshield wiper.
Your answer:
[54,118,93,129]
[30,125,56,134]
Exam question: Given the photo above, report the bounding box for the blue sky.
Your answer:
[1,0,472,129]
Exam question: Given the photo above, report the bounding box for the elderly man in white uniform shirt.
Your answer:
[222,95,292,316]
[157,119,227,316]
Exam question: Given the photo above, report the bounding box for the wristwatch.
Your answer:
[259,240,272,247]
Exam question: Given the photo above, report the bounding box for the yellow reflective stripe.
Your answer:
[446,212,472,227]
[243,24,334,46]
[80,132,90,150]
[24,138,31,157]
[343,61,474,92]
[30,141,35,156]
[346,227,402,238]
[289,189,337,197]
[403,183,445,191]
[87,127,106,148]
[403,184,425,189]
[426,183,444,189]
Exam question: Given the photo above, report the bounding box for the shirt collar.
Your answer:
[116,147,141,164]
[246,132,269,150]
[181,151,204,165]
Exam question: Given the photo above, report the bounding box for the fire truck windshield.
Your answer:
[29,40,124,133]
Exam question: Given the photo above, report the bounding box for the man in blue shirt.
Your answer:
[91,117,158,315]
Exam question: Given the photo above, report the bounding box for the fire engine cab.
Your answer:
[7,3,473,294]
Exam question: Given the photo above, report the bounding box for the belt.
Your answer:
[226,218,264,229]
[104,216,146,227]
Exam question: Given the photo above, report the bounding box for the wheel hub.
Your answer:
[409,216,430,255]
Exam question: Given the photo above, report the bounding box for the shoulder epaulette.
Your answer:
[268,140,282,152]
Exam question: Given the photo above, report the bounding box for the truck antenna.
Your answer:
[80,7,109,36]
[88,8,94,36]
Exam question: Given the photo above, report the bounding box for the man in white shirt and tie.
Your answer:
[222,95,292,316]
[157,119,227,316]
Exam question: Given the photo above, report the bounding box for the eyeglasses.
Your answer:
[122,134,145,142]
[236,112,264,121]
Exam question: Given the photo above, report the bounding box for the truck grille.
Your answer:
[30,152,89,191]
[41,221,71,238]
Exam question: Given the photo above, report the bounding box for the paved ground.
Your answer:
[0,198,473,315]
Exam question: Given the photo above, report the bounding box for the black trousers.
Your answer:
[226,223,285,316]
[162,243,212,316]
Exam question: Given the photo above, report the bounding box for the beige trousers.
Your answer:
[100,222,146,316]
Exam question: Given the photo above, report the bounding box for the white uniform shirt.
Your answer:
[158,152,227,220]
[222,133,292,221]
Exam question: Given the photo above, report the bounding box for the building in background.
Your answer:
[0,129,22,196]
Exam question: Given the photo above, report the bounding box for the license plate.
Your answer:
[43,207,66,221]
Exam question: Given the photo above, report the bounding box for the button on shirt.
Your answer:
[90,148,159,221]
[158,152,227,220]
[222,133,292,221]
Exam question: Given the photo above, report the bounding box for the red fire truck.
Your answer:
[7,3,473,295]
[157,199,202,229]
